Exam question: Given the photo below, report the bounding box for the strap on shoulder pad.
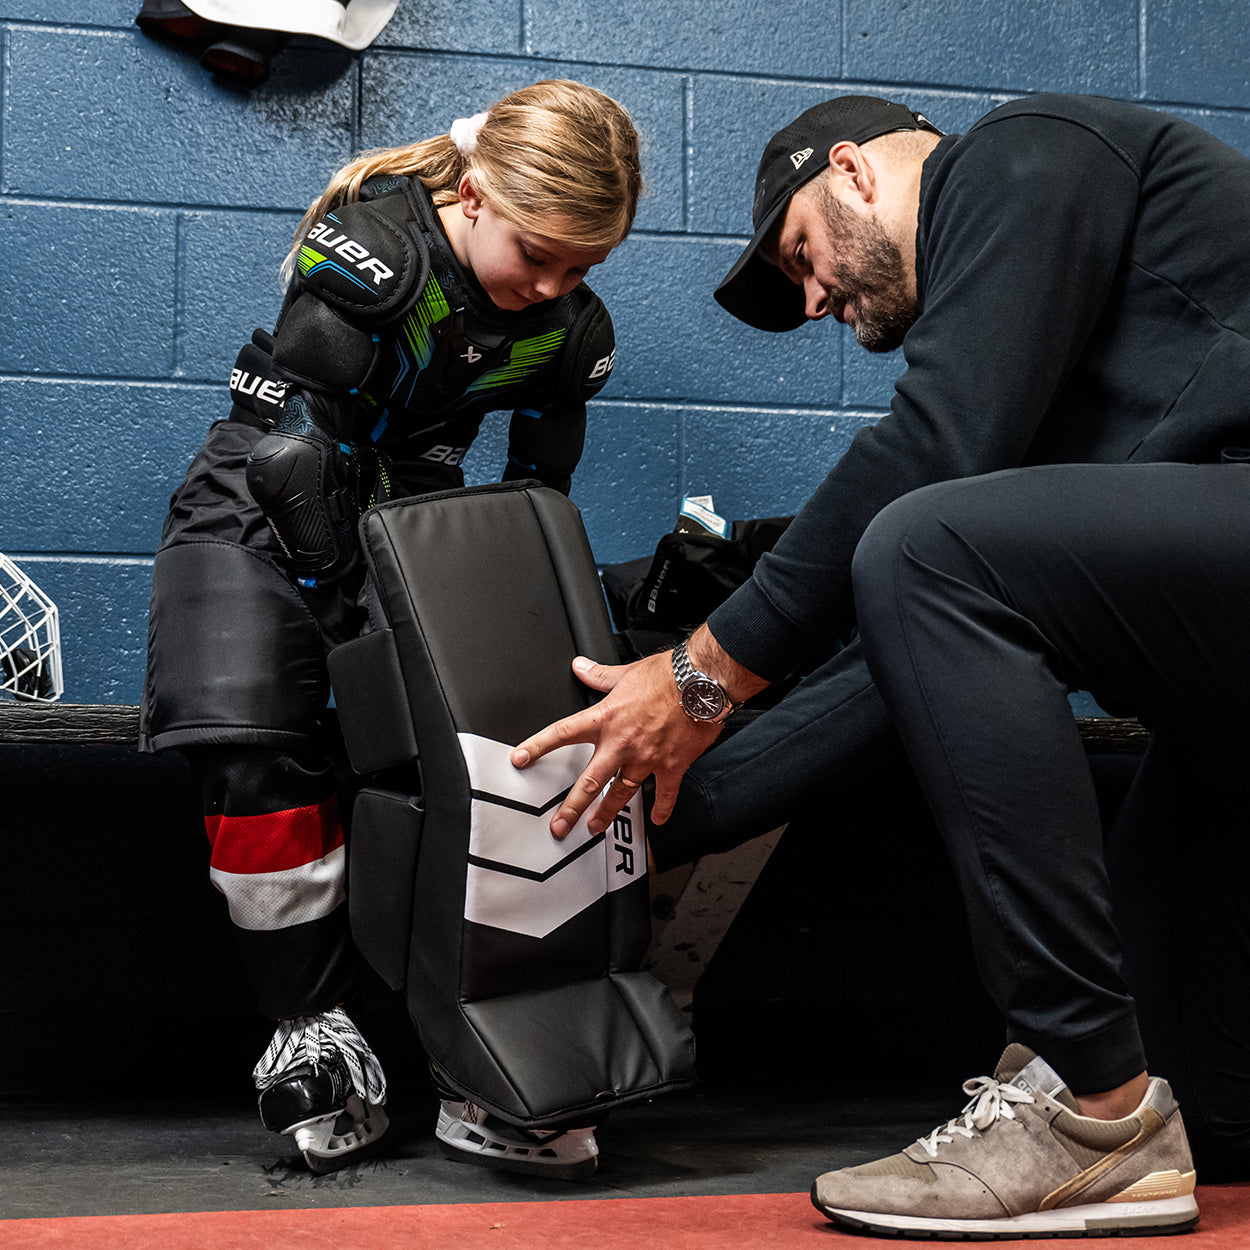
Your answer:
[296,196,429,324]
[558,289,616,403]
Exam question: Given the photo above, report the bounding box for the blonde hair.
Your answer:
[282,80,642,282]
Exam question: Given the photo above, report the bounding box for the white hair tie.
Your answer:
[450,111,489,155]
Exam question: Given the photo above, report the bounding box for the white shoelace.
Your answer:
[253,1006,387,1105]
[916,1075,1036,1158]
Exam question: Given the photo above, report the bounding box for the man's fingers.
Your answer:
[571,654,625,693]
[647,772,683,826]
[510,707,598,769]
[550,761,636,838]
[546,761,651,839]
[648,791,673,826]
[510,657,622,769]
[510,650,709,837]
[583,769,644,835]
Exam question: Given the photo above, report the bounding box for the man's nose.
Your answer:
[804,275,829,320]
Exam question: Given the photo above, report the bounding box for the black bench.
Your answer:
[0,702,141,744]
[0,701,1151,751]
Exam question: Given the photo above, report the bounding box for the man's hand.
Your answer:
[511,627,769,838]
[510,650,721,838]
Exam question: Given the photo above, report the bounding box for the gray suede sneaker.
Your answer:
[811,1045,1199,1239]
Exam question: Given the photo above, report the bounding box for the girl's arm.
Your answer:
[503,402,587,495]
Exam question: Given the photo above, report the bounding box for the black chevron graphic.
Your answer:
[469,785,573,816]
[467,831,605,882]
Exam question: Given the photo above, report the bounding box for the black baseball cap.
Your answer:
[714,95,942,332]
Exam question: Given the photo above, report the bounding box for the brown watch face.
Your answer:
[680,677,727,720]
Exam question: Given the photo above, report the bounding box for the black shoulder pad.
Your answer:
[558,288,616,402]
[359,173,410,202]
[295,196,429,324]
[272,294,378,393]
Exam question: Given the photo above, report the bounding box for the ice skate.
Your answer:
[253,1006,389,1174]
[435,1098,599,1180]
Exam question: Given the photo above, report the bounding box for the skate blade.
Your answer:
[294,1099,390,1174]
[435,1134,597,1181]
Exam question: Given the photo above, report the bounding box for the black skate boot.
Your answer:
[254,1007,389,1173]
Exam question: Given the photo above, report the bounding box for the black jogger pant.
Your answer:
[850,461,1250,1168]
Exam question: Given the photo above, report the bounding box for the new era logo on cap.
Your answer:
[790,147,814,170]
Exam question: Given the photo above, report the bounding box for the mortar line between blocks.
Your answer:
[0,28,10,194]
[171,211,185,377]
[682,76,692,233]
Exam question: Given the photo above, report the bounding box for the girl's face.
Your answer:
[442,178,613,311]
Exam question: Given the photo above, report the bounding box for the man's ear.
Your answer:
[458,173,485,219]
[826,141,877,204]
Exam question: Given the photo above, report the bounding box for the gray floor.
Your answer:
[2,1078,956,1219]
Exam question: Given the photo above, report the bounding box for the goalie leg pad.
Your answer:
[330,482,696,1129]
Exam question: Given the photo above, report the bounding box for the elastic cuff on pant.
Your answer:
[1009,1012,1147,1096]
[647,773,716,872]
[240,919,357,1021]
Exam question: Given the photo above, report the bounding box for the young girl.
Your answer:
[139,80,642,1177]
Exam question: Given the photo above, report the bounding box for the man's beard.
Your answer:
[811,181,917,353]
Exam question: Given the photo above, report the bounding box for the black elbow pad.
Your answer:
[245,402,356,585]
[506,405,586,495]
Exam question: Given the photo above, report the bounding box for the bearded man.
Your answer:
[513,94,1250,1235]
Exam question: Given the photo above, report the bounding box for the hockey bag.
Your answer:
[327,481,696,1128]
[603,514,793,635]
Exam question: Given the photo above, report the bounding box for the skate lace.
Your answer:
[454,1099,566,1144]
[916,1076,1035,1158]
[252,1006,387,1105]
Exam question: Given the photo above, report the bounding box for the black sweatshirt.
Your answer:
[710,94,1250,680]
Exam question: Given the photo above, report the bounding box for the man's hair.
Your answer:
[794,126,937,203]
[284,80,643,280]
[863,127,942,163]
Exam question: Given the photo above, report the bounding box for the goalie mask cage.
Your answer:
[0,554,64,702]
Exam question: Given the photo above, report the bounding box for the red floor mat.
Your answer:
[5,1186,1248,1248]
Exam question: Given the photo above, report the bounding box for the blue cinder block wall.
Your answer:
[4,2,1249,704]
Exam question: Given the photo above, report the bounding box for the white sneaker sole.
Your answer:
[812,1189,1200,1240]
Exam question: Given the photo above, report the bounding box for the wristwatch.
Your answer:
[671,638,741,723]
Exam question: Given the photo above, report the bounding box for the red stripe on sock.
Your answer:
[205,794,343,875]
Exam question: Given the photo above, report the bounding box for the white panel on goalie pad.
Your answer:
[459,733,644,940]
